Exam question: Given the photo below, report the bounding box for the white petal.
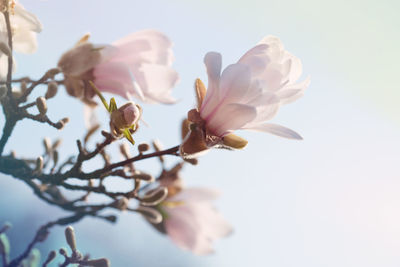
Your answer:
[200,52,222,118]
[13,3,43,33]
[169,188,220,202]
[207,103,257,136]
[219,63,252,103]
[246,123,303,140]
[13,30,37,54]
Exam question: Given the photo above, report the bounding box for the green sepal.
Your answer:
[123,128,135,145]
[89,81,109,112]
[109,98,118,113]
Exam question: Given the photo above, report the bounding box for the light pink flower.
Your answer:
[58,30,178,105]
[180,36,309,157]
[161,187,232,255]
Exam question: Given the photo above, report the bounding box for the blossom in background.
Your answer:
[0,1,42,77]
[144,164,232,255]
[57,30,179,105]
[181,36,310,158]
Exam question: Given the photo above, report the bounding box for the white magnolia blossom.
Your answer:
[181,36,309,157]
[0,1,42,77]
[200,36,309,138]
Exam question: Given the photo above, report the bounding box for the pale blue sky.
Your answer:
[0,0,399,266]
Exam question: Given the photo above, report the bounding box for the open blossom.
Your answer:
[144,164,232,255]
[57,30,179,105]
[180,36,310,158]
[0,1,42,77]
[160,187,232,255]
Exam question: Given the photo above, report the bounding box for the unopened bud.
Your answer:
[140,187,168,206]
[36,97,48,115]
[112,197,129,211]
[43,137,51,154]
[136,206,163,224]
[43,250,57,266]
[0,86,7,100]
[45,68,61,79]
[45,81,58,99]
[0,234,10,256]
[20,81,27,93]
[52,139,62,150]
[110,102,141,137]
[65,226,77,251]
[56,118,69,129]
[85,258,110,267]
[152,139,164,163]
[35,156,43,173]
[119,142,131,159]
[53,150,59,166]
[138,143,150,153]
[59,248,67,256]
[132,171,154,182]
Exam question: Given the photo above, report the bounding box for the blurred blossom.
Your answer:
[147,168,232,255]
[58,30,179,105]
[0,1,42,78]
[181,36,309,158]
[109,101,141,138]
[160,187,232,255]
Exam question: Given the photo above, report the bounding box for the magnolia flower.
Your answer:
[57,30,179,105]
[0,1,42,77]
[160,187,232,255]
[143,164,232,255]
[180,36,309,158]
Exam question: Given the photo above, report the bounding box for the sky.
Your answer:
[0,0,400,266]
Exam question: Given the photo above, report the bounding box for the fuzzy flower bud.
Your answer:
[36,97,48,115]
[138,143,150,153]
[110,102,141,137]
[65,226,77,251]
[86,258,110,267]
[45,82,58,99]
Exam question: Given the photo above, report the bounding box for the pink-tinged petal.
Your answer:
[207,103,257,137]
[194,203,233,239]
[238,44,270,76]
[164,207,202,250]
[136,64,178,103]
[277,77,310,104]
[93,61,135,97]
[169,188,220,202]
[246,123,303,140]
[246,91,279,107]
[219,63,252,103]
[112,29,173,66]
[200,52,222,118]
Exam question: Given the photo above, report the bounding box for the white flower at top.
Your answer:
[0,1,42,77]
[181,36,310,158]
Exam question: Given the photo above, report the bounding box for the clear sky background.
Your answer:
[0,0,400,266]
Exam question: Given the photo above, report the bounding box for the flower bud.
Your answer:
[45,81,58,99]
[85,258,110,267]
[140,187,168,206]
[43,250,57,267]
[152,139,164,163]
[112,197,129,211]
[36,97,48,115]
[43,137,51,154]
[110,102,141,136]
[35,156,43,173]
[45,68,61,79]
[0,234,10,257]
[59,248,67,256]
[132,171,154,182]
[138,143,150,153]
[65,226,77,251]
[136,206,162,224]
